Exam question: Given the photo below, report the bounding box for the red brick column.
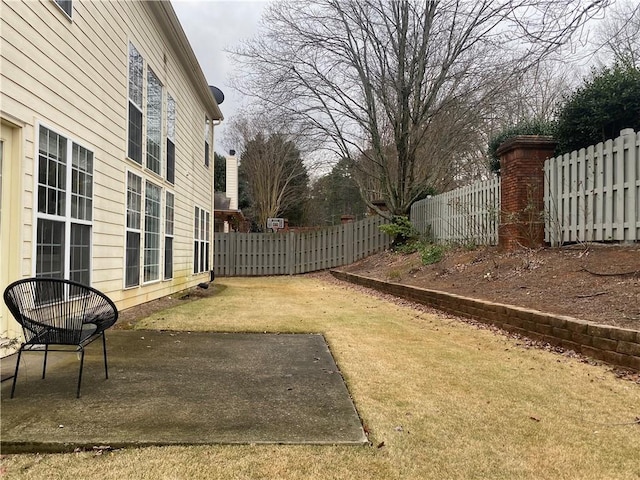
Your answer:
[497,136,556,250]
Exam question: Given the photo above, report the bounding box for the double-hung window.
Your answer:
[126,175,163,286]
[143,181,161,282]
[125,172,142,287]
[193,206,210,274]
[36,125,93,285]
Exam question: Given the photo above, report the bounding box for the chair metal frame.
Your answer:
[3,277,118,398]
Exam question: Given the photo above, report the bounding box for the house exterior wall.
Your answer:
[0,0,221,341]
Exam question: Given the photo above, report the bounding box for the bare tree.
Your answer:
[232,0,609,217]
[493,59,579,126]
[594,0,640,67]
[227,114,309,230]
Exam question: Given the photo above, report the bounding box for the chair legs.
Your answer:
[77,334,109,398]
[10,336,110,399]
[102,332,109,380]
[77,347,85,399]
[42,344,49,379]
[10,347,23,399]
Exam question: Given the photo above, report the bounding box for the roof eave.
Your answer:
[148,1,224,121]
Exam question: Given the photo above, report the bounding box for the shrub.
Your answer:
[555,63,640,154]
[379,216,420,248]
[419,243,446,265]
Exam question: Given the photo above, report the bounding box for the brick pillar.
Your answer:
[497,136,556,250]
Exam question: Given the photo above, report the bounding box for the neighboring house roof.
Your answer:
[148,1,223,121]
[214,192,246,227]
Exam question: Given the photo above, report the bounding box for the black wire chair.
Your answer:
[3,278,118,398]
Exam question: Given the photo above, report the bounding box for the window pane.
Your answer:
[128,43,143,107]
[128,103,143,164]
[55,0,72,17]
[71,143,93,220]
[166,138,175,184]
[127,172,142,229]
[125,231,140,287]
[38,126,67,216]
[204,117,210,167]
[36,219,65,279]
[144,182,161,282]
[165,192,174,236]
[167,94,176,142]
[146,68,162,175]
[194,206,200,240]
[70,223,91,285]
[193,241,199,274]
[164,237,173,279]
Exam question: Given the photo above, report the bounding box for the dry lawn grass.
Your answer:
[2,276,639,479]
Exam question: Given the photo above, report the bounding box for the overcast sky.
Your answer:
[171,0,268,153]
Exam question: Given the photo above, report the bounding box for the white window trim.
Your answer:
[32,122,93,282]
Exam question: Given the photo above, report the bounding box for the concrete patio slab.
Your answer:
[0,331,367,452]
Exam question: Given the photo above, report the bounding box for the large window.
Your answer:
[127,43,143,164]
[143,182,161,282]
[125,43,179,288]
[164,192,174,279]
[125,172,142,287]
[193,206,210,274]
[36,125,93,284]
[146,68,162,175]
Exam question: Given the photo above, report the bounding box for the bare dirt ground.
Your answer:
[340,243,640,331]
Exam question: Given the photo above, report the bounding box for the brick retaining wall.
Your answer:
[330,270,640,371]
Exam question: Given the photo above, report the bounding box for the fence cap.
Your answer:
[496,135,557,157]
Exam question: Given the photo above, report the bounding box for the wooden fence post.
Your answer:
[497,136,557,250]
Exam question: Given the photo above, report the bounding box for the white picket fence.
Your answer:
[411,129,639,247]
[544,128,640,246]
[410,177,501,245]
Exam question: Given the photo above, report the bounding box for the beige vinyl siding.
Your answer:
[1,0,216,311]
